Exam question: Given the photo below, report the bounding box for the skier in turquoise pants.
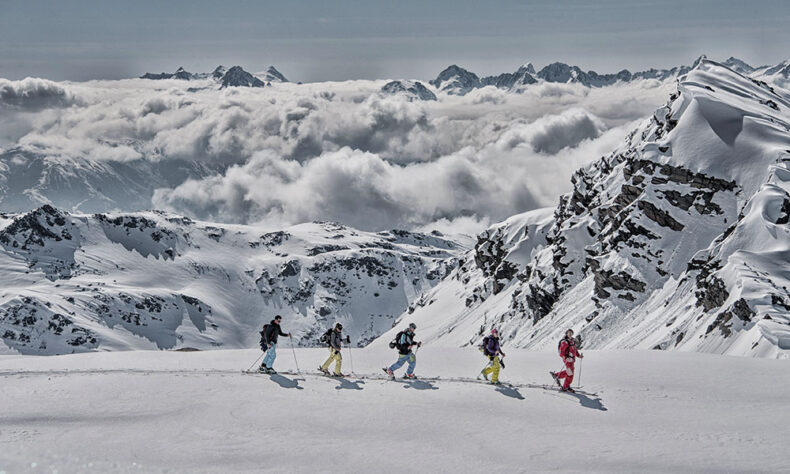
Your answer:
[385,323,422,379]
[259,315,291,374]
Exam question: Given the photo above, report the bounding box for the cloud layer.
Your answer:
[0,76,673,233]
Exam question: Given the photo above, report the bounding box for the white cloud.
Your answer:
[0,75,673,230]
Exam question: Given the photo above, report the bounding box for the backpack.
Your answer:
[319,328,333,345]
[389,331,406,350]
[479,336,491,355]
[259,324,270,349]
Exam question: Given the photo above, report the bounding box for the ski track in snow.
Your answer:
[1,347,788,473]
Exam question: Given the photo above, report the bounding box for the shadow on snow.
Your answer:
[269,374,304,390]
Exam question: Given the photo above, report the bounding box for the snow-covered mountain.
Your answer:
[0,206,463,354]
[257,66,289,83]
[382,59,790,358]
[219,66,265,88]
[429,57,707,95]
[140,66,196,80]
[380,80,437,101]
[140,64,288,85]
[0,148,223,213]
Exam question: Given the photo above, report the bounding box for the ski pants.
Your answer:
[263,343,277,369]
[482,355,501,383]
[556,358,575,389]
[389,352,416,375]
[321,348,343,375]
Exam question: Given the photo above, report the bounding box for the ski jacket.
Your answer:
[397,331,418,355]
[485,336,501,357]
[264,320,288,345]
[559,337,580,361]
[329,329,343,351]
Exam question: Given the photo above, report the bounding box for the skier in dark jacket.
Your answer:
[551,328,583,392]
[319,323,345,376]
[385,323,421,379]
[260,315,291,374]
[480,328,505,385]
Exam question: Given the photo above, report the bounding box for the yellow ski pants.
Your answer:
[481,356,501,383]
[321,348,342,375]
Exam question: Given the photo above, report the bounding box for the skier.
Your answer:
[551,328,583,392]
[259,315,292,374]
[319,323,345,376]
[384,323,422,379]
[480,328,505,385]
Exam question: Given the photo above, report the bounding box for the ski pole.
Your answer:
[289,335,301,374]
[577,357,583,388]
[245,352,265,373]
[347,340,355,375]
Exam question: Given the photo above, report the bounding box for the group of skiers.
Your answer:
[258,316,584,391]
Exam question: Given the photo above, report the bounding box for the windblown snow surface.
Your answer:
[1,348,787,473]
[386,60,790,359]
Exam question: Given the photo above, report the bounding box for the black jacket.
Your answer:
[396,330,418,355]
[328,329,343,351]
[265,320,288,345]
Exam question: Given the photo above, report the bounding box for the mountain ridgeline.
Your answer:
[383,59,790,358]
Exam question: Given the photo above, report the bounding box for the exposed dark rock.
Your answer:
[594,269,647,299]
[637,200,684,231]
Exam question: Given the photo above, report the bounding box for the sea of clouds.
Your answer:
[0,74,673,234]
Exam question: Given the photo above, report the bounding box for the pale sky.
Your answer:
[1,0,788,82]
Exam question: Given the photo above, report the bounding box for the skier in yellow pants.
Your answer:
[480,329,505,385]
[319,323,345,376]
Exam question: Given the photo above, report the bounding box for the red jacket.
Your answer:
[559,338,581,360]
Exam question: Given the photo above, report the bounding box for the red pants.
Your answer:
[556,359,575,389]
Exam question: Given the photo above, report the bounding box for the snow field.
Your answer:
[1,347,788,473]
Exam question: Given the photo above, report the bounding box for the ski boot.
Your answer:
[319,367,330,376]
[404,373,417,380]
[561,387,575,393]
[258,365,269,373]
[490,380,502,386]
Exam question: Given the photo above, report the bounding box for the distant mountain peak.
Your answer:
[262,66,288,83]
[219,66,265,89]
[380,80,437,101]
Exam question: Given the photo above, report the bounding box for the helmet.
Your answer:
[335,323,343,330]
[408,323,417,330]
[491,328,498,336]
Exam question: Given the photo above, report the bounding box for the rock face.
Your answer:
[219,66,266,88]
[380,80,437,101]
[383,60,790,358]
[0,209,463,354]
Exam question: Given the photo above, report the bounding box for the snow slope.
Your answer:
[386,60,790,358]
[0,347,787,473]
[0,206,462,354]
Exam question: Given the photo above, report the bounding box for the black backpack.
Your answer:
[259,324,270,349]
[319,328,333,345]
[389,331,406,350]
[479,336,491,355]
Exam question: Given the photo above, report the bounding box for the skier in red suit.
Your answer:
[551,329,583,392]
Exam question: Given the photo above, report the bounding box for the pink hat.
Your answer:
[491,328,498,335]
